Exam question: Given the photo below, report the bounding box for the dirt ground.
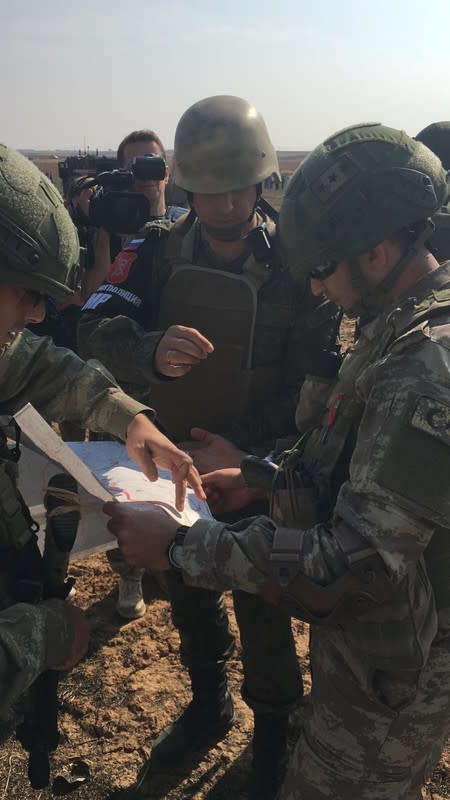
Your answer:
[0,553,449,800]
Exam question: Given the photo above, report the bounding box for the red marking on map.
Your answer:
[107,250,137,284]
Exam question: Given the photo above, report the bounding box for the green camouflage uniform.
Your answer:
[0,329,150,717]
[0,141,153,722]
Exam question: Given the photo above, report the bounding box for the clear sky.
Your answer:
[2,0,449,151]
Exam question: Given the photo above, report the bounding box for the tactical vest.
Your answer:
[432,203,450,263]
[149,217,282,441]
[0,430,36,609]
[272,269,450,659]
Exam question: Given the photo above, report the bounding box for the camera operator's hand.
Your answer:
[50,604,90,671]
[154,325,214,378]
[86,227,112,297]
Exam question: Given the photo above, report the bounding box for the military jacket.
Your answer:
[0,329,151,716]
[181,262,450,675]
[79,211,340,450]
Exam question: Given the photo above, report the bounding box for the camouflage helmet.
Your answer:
[279,123,448,282]
[173,95,280,193]
[416,121,450,171]
[0,144,80,300]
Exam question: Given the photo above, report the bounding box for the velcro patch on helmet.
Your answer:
[312,154,360,203]
[410,395,450,448]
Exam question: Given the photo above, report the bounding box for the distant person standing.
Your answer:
[416,121,450,261]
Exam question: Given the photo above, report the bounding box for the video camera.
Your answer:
[88,155,166,234]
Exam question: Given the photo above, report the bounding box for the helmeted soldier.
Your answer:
[106,123,450,799]
[416,121,450,262]
[0,145,201,724]
[79,95,341,798]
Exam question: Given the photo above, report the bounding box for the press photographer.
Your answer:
[87,129,186,293]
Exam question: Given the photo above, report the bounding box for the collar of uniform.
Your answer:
[359,260,450,343]
[195,212,270,273]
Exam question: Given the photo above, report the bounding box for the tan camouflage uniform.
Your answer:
[178,262,450,799]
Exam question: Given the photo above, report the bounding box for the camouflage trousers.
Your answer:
[165,570,302,716]
[280,626,450,800]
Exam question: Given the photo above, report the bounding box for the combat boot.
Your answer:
[150,663,235,767]
[116,575,146,619]
[249,714,289,800]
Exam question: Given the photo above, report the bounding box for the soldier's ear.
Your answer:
[360,240,391,283]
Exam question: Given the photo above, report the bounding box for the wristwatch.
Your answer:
[167,525,189,571]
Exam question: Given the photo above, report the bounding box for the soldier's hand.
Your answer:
[154,325,214,378]
[103,502,178,570]
[51,605,90,671]
[179,428,248,474]
[126,413,205,511]
[202,468,266,515]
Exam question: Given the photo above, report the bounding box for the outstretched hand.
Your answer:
[178,427,248,474]
[126,413,205,511]
[202,468,266,516]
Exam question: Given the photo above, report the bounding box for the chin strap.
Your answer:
[347,219,435,318]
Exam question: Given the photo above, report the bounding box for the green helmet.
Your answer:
[416,121,450,171]
[173,95,280,193]
[279,123,449,284]
[0,144,80,300]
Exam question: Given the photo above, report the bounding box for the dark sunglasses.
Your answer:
[309,260,338,281]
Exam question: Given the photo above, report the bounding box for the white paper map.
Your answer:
[13,403,212,559]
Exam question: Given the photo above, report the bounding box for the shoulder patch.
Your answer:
[107,249,138,284]
[410,395,450,448]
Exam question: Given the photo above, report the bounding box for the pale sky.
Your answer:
[2,0,449,152]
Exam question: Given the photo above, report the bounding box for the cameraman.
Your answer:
[89,129,186,295]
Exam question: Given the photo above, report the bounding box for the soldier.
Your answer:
[106,123,450,799]
[0,144,202,721]
[79,96,341,797]
[416,121,450,262]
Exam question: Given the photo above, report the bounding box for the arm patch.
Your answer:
[410,395,450,448]
[374,393,450,523]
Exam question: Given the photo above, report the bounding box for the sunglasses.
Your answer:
[309,260,339,281]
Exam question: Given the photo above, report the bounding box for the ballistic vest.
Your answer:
[149,217,282,441]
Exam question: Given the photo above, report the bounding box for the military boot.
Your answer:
[116,574,146,619]
[150,663,235,767]
[249,714,289,800]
